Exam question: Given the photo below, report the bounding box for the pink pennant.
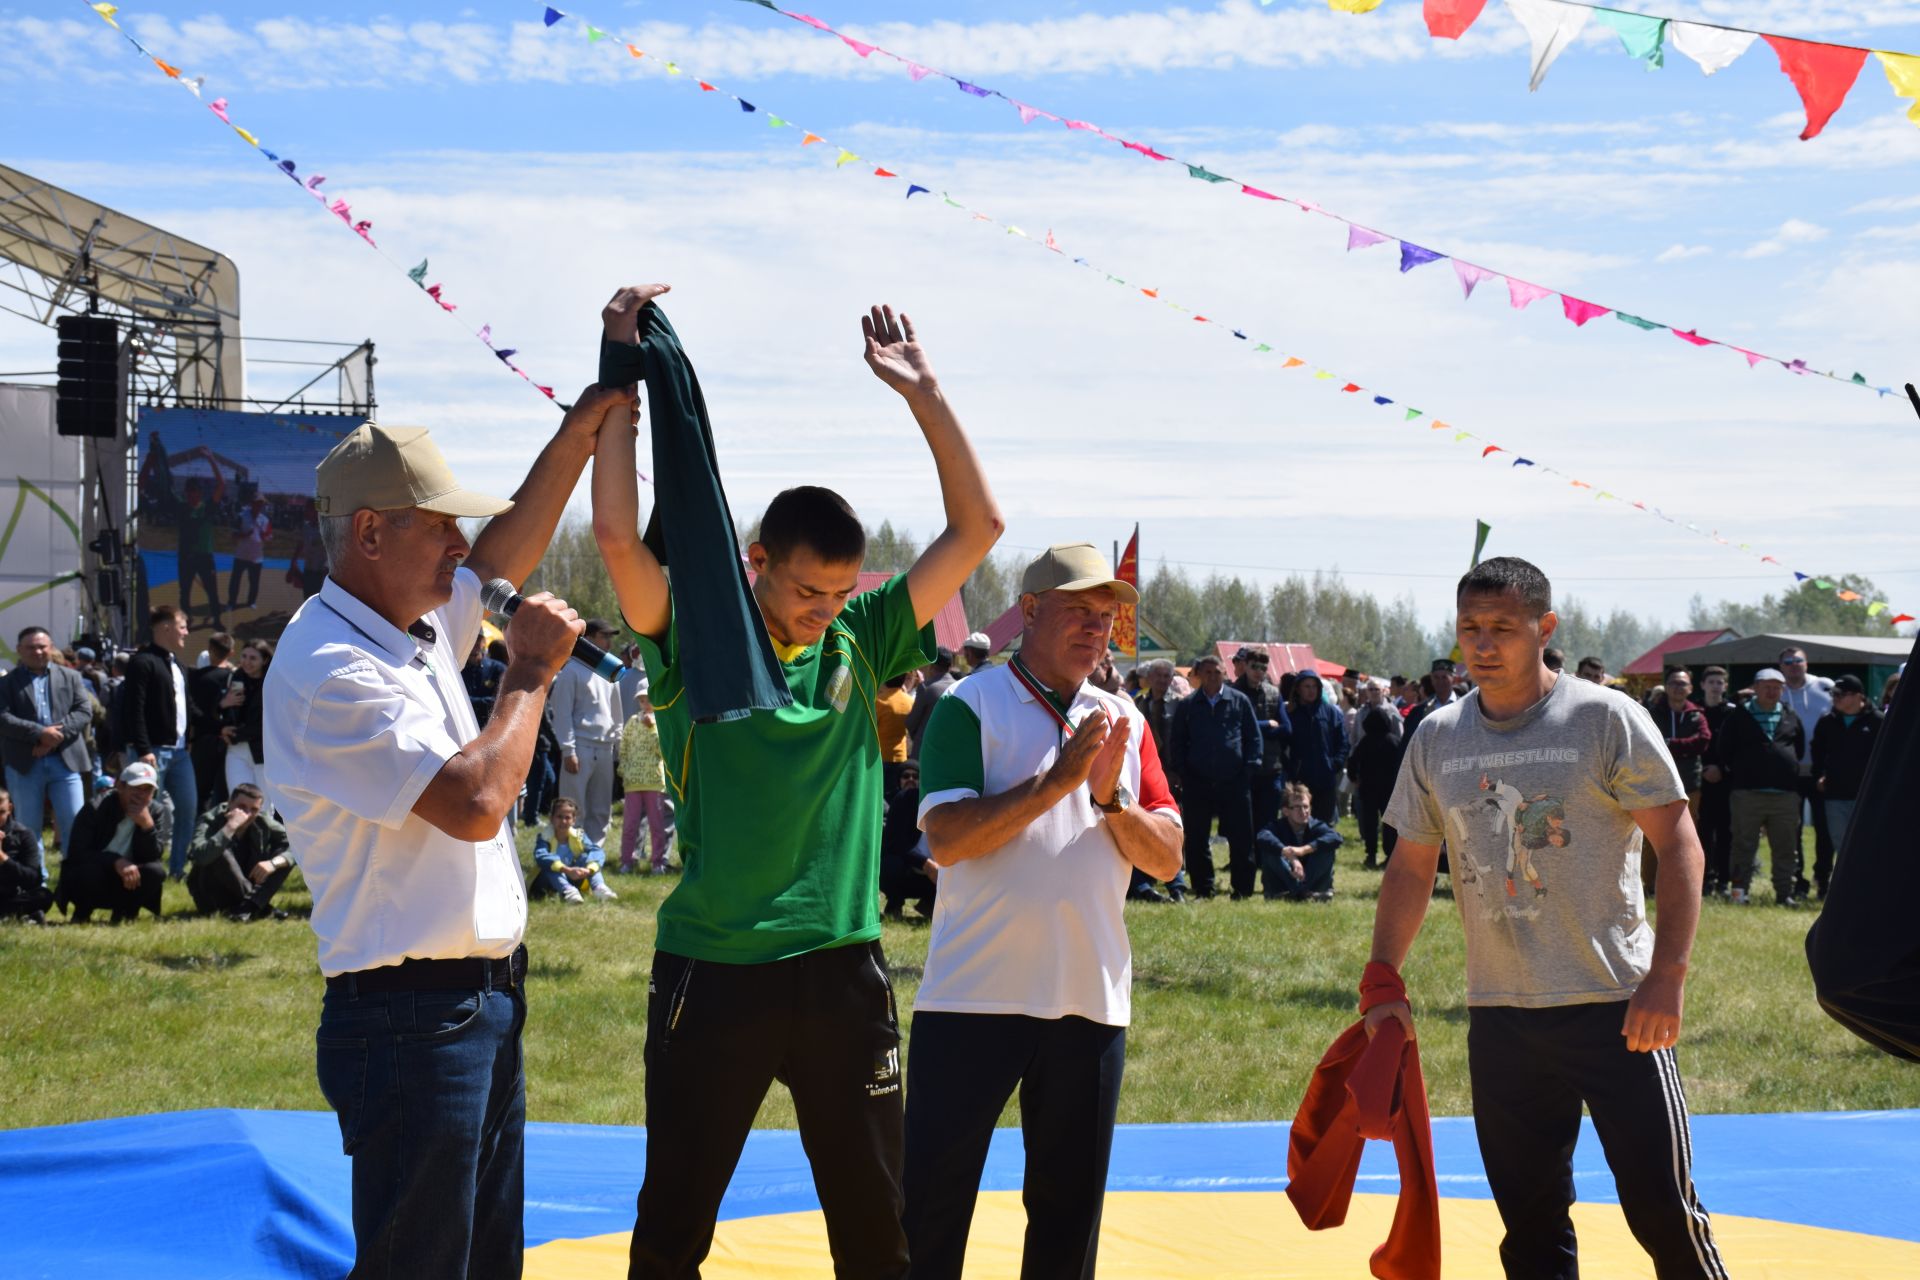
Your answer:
[1762,35,1870,140]
[327,198,353,225]
[426,284,457,312]
[1064,120,1099,132]
[305,174,326,191]
[840,35,876,57]
[209,97,231,123]
[1012,101,1043,125]
[1732,347,1766,367]
[1121,140,1172,161]
[1045,229,1061,252]
[352,220,375,245]
[1240,185,1280,200]
[537,385,556,399]
[1347,226,1390,251]
[793,14,831,31]
[906,63,932,81]
[1507,278,1552,309]
[1453,261,1496,299]
[1561,296,1611,326]
[478,324,492,347]
[1671,329,1716,346]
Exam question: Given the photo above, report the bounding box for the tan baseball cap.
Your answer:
[314,424,513,519]
[1019,542,1139,604]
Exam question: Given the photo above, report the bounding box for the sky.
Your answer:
[3,0,1918,635]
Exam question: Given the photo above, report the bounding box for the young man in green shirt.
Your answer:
[590,284,1003,1279]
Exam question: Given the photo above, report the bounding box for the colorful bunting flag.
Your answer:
[1763,35,1871,140]
[1507,278,1552,310]
[1328,0,1384,12]
[1561,296,1611,326]
[1615,312,1662,330]
[1668,22,1756,75]
[1505,0,1592,92]
[1453,260,1495,299]
[1399,242,1445,272]
[1424,0,1488,40]
[1187,165,1231,183]
[1347,226,1390,251]
[543,6,564,26]
[1594,10,1667,69]
[1877,51,1920,126]
[833,149,857,167]
[905,184,929,198]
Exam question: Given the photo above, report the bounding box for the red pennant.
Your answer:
[1482,445,1505,457]
[1892,614,1915,625]
[872,167,897,177]
[1423,0,1488,40]
[1762,35,1870,140]
[1340,383,1362,393]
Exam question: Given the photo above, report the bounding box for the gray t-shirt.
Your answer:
[1385,673,1685,1008]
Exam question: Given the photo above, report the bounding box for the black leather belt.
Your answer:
[326,945,527,995]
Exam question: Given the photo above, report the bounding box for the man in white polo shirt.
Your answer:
[907,543,1184,1280]
[265,382,631,1279]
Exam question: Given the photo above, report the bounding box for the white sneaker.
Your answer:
[559,883,585,904]
[592,882,619,901]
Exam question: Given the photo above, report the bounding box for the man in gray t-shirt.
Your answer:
[1367,557,1726,1280]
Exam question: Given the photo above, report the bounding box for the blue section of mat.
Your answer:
[0,1109,1913,1278]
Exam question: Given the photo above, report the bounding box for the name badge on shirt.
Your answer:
[825,663,852,715]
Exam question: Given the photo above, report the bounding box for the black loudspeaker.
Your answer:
[56,314,125,438]
[96,569,122,608]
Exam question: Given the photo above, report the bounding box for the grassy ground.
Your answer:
[1,813,1907,1132]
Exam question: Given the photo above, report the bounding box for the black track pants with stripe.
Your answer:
[1467,1002,1728,1280]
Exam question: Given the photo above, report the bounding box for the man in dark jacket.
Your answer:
[1695,665,1738,895]
[54,761,170,923]
[0,786,55,922]
[185,782,294,921]
[1402,657,1460,742]
[1812,674,1882,858]
[1282,671,1348,824]
[1255,782,1344,901]
[1232,645,1292,832]
[1717,668,1805,906]
[186,631,236,812]
[1168,653,1262,898]
[1644,669,1712,895]
[120,604,198,878]
[1,626,94,875]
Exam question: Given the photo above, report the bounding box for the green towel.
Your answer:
[598,306,791,723]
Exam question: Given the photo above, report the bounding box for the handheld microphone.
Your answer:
[480,578,625,683]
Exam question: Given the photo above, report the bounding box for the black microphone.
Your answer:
[480,578,625,682]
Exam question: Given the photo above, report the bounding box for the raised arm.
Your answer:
[465,383,633,590]
[860,306,1005,629]
[589,285,673,640]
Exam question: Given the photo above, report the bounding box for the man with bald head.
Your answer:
[910,543,1183,1279]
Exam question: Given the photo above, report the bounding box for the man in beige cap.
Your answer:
[908,543,1184,1279]
[264,378,634,1279]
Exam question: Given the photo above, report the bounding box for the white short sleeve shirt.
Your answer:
[263,567,526,977]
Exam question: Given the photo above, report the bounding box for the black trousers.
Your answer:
[1355,790,1396,859]
[1697,781,1732,891]
[62,856,165,923]
[903,1012,1125,1280]
[1468,1003,1727,1280]
[227,557,262,609]
[1797,774,1833,896]
[178,553,220,621]
[630,942,907,1280]
[1255,833,1335,899]
[1180,777,1254,898]
[187,851,291,915]
[1250,771,1284,834]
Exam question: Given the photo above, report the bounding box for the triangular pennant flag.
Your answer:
[1878,51,1920,127]
[155,59,181,78]
[905,184,929,198]
[1505,0,1592,92]
[1405,408,1424,420]
[873,167,897,178]
[1186,165,1232,183]
[1593,10,1666,69]
[1424,0,1488,39]
[1673,329,1715,346]
[1867,602,1889,616]
[1347,226,1391,251]
[1814,579,1834,589]
[1513,457,1535,466]
[834,149,858,167]
[1837,590,1863,602]
[1431,421,1451,430]
[1046,230,1061,252]
[1614,312,1663,330]
[1851,372,1868,384]
[1329,0,1384,11]
[767,114,787,127]
[1282,357,1305,368]
[801,132,823,146]
[543,7,565,27]
[586,26,606,43]
[1012,101,1043,125]
[209,97,232,123]
[408,260,429,285]
[90,2,119,25]
[1892,614,1915,625]
[1669,21,1755,75]
[627,44,644,58]
[1454,430,1473,442]
[793,14,832,31]
[665,62,681,75]
[1732,347,1767,367]
[1315,370,1334,380]
[907,63,932,81]
[1256,344,1275,352]
[841,35,877,57]
[234,126,259,147]
[740,100,756,112]
[1141,288,1159,298]
[1399,242,1446,272]
[1241,185,1280,200]
[1482,445,1506,457]
[1453,260,1496,298]
[1570,480,1592,489]
[698,81,716,92]
[477,324,492,347]
[327,198,352,224]
[353,221,375,245]
[1762,35,1870,140]
[1561,296,1611,326]
[956,81,992,97]
[1507,277,1552,309]
[1232,330,1248,339]
[1373,395,1393,405]
[1341,383,1363,393]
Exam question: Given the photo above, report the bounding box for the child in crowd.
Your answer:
[619,691,672,874]
[1255,782,1344,902]
[533,797,617,902]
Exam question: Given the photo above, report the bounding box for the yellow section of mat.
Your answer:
[526,1190,1920,1278]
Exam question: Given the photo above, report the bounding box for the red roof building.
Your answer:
[1212,641,1322,677]
[1623,628,1739,678]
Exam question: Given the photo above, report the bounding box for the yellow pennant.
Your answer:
[91,3,119,25]
[1878,51,1920,126]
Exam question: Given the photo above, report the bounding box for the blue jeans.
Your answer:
[316,976,527,1280]
[4,755,85,882]
[536,865,606,898]
[153,745,197,877]
[1824,799,1857,857]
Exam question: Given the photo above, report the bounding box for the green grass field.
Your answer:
[1,813,1906,1132]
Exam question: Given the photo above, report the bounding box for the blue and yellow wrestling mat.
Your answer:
[3,1109,1914,1277]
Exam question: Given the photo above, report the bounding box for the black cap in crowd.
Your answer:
[1832,674,1866,695]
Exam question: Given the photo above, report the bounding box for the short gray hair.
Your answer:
[318,507,412,566]
[1144,658,1175,676]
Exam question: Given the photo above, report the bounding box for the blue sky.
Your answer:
[5,0,1919,631]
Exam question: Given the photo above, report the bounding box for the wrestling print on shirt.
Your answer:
[1446,772,1573,922]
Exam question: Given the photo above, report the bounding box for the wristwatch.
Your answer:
[1095,780,1134,815]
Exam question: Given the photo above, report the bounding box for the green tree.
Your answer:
[1688,574,1894,639]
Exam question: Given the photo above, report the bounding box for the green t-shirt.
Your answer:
[634,573,936,964]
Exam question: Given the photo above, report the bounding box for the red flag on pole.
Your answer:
[1115,525,1140,659]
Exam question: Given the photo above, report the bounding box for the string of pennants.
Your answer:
[732,0,1895,399]
[535,4,1912,628]
[1282,0,1920,148]
[84,2,566,411]
[74,0,1910,627]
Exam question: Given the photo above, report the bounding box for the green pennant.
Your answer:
[1404,408,1423,420]
[1614,312,1663,330]
[1254,343,1272,352]
[1185,164,1231,184]
[1852,372,1868,383]
[767,114,787,127]
[586,25,606,42]
[407,260,428,285]
[943,195,963,208]
[1814,579,1834,590]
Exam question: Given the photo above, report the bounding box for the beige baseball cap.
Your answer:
[314,424,513,519]
[1019,542,1139,604]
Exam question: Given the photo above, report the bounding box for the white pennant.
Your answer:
[1668,21,1758,77]
[1504,0,1592,92]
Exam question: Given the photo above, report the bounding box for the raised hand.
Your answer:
[1088,713,1132,806]
[565,382,639,445]
[861,305,937,398]
[1044,708,1111,798]
[602,283,673,345]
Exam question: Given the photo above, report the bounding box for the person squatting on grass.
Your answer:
[907,543,1183,1279]
[1255,781,1343,902]
[589,284,1002,1279]
[532,795,617,902]
[1367,556,1727,1280]
[264,378,628,1279]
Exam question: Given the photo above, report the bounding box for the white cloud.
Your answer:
[1847,192,1920,214]
[1657,244,1715,262]
[1741,218,1830,258]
